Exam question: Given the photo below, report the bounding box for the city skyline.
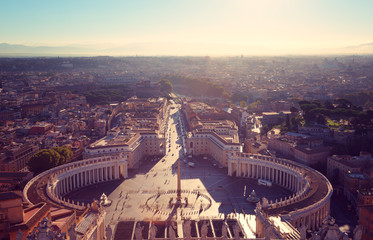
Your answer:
[1,0,373,56]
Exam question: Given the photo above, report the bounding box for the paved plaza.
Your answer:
[67,106,291,232]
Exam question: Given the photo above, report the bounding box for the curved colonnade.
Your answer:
[228,153,332,231]
[24,151,332,232]
[23,154,127,210]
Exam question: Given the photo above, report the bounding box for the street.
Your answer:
[67,103,291,228]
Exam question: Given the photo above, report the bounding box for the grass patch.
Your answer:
[327,119,341,129]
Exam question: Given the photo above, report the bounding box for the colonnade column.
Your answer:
[271,168,274,182]
[56,183,60,196]
[94,169,97,183]
[60,180,64,195]
[291,174,294,190]
[72,175,75,190]
[286,172,290,189]
[87,171,90,184]
[69,176,72,191]
[261,166,263,179]
[89,170,92,184]
[64,178,67,194]
[65,177,68,193]
[237,163,241,177]
[66,177,69,193]
[114,165,118,179]
[86,170,90,185]
[228,162,232,176]
[276,169,279,185]
[256,165,258,178]
[124,163,128,178]
[66,177,69,192]
[72,175,76,190]
[80,172,84,187]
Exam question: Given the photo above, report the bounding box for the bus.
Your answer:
[258,179,272,187]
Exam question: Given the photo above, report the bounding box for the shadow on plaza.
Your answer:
[66,179,123,203]
[167,155,246,216]
[170,155,293,216]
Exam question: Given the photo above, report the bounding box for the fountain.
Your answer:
[246,190,260,203]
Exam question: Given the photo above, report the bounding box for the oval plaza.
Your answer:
[23,98,332,239]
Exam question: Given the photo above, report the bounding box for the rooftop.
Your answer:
[76,211,98,235]
[0,191,22,201]
[358,189,373,196]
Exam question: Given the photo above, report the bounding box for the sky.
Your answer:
[1,0,373,55]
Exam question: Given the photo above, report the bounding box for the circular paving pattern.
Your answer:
[145,190,212,216]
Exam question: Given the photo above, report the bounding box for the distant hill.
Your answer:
[1,42,373,57]
[342,42,373,54]
[0,43,96,57]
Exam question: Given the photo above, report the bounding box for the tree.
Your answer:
[27,146,73,174]
[335,98,352,109]
[104,110,112,115]
[299,104,318,112]
[53,146,73,165]
[261,125,270,136]
[316,114,326,125]
[324,100,334,109]
[286,114,291,129]
[231,91,247,103]
[240,101,247,108]
[298,100,311,106]
[290,106,298,113]
[291,117,298,132]
[311,100,322,107]
[159,79,173,94]
[303,111,316,123]
[27,149,62,174]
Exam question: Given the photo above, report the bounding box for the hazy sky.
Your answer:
[1,0,373,55]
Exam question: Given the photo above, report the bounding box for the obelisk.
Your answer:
[177,159,181,202]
